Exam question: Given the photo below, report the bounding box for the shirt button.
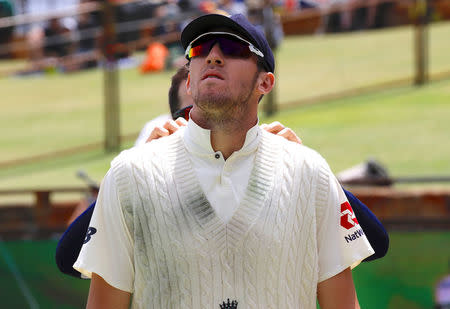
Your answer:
[215,153,220,159]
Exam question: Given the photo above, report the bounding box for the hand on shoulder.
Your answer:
[145,119,303,146]
[145,117,188,143]
[261,121,302,145]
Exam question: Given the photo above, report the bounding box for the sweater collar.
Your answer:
[183,117,260,157]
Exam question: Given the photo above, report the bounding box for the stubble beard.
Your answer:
[193,72,259,131]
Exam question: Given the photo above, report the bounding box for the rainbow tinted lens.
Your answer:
[187,36,253,59]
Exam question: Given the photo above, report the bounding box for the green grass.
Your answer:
[1,68,174,163]
[353,231,450,309]
[0,239,89,308]
[1,79,449,191]
[1,231,448,308]
[276,21,450,103]
[0,22,449,191]
[263,80,450,177]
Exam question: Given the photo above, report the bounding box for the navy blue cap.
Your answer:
[181,14,275,73]
[343,188,389,261]
[55,201,95,278]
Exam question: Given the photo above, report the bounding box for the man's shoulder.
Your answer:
[114,131,184,165]
[260,130,330,177]
[261,130,323,160]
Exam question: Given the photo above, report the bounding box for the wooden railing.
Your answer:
[350,187,450,230]
[0,187,89,240]
[0,186,449,240]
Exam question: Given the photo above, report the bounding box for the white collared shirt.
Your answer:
[183,119,260,222]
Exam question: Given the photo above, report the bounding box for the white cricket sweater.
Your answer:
[111,129,332,308]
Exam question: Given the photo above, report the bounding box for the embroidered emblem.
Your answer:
[340,201,359,230]
[219,298,238,309]
[83,227,97,244]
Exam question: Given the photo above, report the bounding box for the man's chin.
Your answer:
[197,93,232,108]
[197,98,234,116]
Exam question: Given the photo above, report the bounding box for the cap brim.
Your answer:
[181,14,256,50]
[343,189,389,262]
[55,202,95,278]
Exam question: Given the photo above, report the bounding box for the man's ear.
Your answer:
[186,73,191,95]
[257,72,275,95]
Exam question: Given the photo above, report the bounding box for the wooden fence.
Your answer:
[0,188,87,240]
[0,186,449,240]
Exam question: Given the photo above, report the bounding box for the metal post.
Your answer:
[102,0,120,151]
[414,0,429,85]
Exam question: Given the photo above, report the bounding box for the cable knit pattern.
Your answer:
[111,129,331,308]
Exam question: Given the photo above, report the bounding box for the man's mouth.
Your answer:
[201,71,224,80]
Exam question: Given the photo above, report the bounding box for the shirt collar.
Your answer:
[183,118,260,157]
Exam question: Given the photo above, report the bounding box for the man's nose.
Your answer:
[205,44,224,66]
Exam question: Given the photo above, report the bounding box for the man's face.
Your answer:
[186,34,261,122]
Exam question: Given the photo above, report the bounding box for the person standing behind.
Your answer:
[74,13,374,308]
[43,18,73,59]
[134,65,194,146]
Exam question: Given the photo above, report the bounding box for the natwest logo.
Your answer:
[340,201,359,230]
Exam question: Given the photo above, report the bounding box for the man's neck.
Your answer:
[209,126,251,160]
[190,109,258,160]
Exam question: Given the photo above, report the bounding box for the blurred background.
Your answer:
[0,0,449,308]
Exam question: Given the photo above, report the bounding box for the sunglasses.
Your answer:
[172,105,193,120]
[185,31,264,60]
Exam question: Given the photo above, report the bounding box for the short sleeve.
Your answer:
[317,168,374,282]
[73,169,134,292]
